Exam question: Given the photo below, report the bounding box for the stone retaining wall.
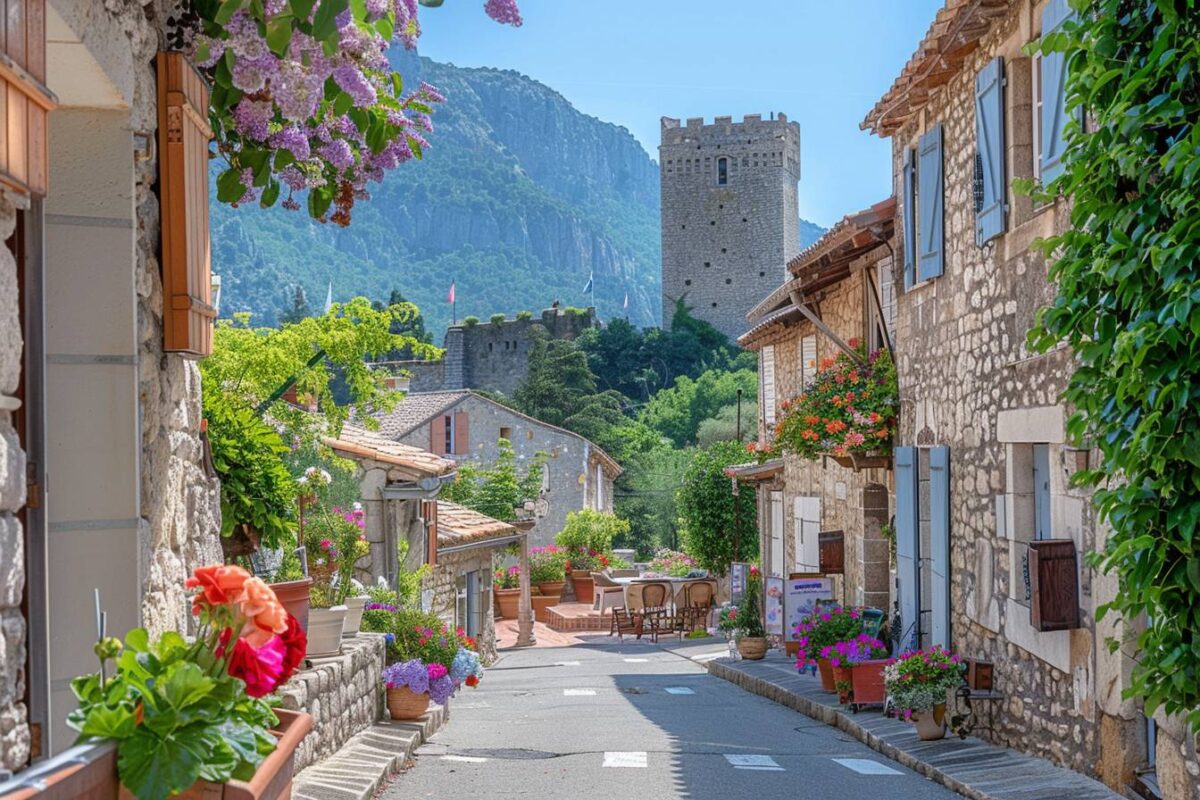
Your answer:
[277,633,386,771]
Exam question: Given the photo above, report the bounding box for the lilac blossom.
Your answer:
[232,98,273,141]
[484,0,523,26]
[270,126,311,160]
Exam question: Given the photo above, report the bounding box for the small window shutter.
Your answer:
[794,496,821,572]
[1040,0,1074,183]
[895,446,920,651]
[770,492,784,578]
[761,346,777,427]
[917,124,945,281]
[902,148,917,290]
[929,446,951,648]
[1029,540,1080,631]
[818,530,845,575]
[1033,443,1052,540]
[430,415,447,456]
[454,411,469,455]
[975,57,1006,245]
[800,335,817,388]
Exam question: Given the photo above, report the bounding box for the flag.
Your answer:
[447,281,456,304]
[582,272,593,295]
[623,293,629,310]
[323,282,333,313]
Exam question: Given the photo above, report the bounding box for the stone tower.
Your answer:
[659,114,801,340]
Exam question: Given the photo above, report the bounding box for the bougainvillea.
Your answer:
[774,344,897,460]
[793,606,864,670]
[190,0,522,225]
[883,647,964,719]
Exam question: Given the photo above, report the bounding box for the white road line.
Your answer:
[623,658,649,663]
[603,751,647,768]
[724,754,783,771]
[832,758,902,775]
[665,687,695,695]
[563,688,597,696]
[441,755,488,763]
[692,650,728,662]
[555,661,581,666]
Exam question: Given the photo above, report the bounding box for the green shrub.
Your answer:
[490,313,507,325]
[516,310,533,321]
[463,316,480,327]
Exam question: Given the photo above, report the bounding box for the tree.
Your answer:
[638,368,758,448]
[278,285,312,324]
[555,509,629,554]
[439,439,546,522]
[696,400,759,448]
[614,443,692,559]
[512,327,626,443]
[1026,2,1200,727]
[675,440,758,574]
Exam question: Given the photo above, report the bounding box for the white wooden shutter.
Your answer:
[917,123,945,281]
[770,491,785,578]
[761,345,777,427]
[975,57,1006,245]
[794,496,821,572]
[902,147,917,291]
[800,335,817,389]
[929,447,951,649]
[1039,0,1074,183]
[895,447,920,651]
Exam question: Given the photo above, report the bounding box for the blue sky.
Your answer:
[417,0,943,228]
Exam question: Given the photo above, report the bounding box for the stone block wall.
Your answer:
[277,634,386,772]
[423,547,500,663]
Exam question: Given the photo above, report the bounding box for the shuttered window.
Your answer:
[769,491,784,578]
[1039,0,1074,183]
[1033,443,1052,540]
[761,345,777,427]
[901,148,917,291]
[917,124,945,281]
[0,0,53,198]
[800,335,817,389]
[894,447,920,651]
[1028,540,1080,631]
[974,57,1007,245]
[794,496,821,572]
[430,415,447,456]
[929,447,951,648]
[453,411,469,455]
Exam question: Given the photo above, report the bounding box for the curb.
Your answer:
[292,704,448,800]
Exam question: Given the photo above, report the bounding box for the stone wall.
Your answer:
[423,547,500,664]
[0,193,29,771]
[277,634,386,771]
[660,114,801,339]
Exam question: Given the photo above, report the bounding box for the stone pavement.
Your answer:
[696,649,1126,800]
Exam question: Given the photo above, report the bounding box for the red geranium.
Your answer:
[275,613,307,687]
[186,564,251,612]
[227,637,285,698]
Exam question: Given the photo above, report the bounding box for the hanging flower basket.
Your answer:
[824,451,893,471]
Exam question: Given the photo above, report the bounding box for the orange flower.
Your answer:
[237,578,289,647]
[820,358,837,370]
[801,429,820,441]
[848,337,861,349]
[849,370,860,382]
[870,412,881,423]
[186,564,251,612]
[803,415,819,426]
[875,427,890,438]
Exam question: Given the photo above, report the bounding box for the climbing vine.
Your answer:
[1026,1,1200,726]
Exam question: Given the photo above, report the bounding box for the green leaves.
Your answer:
[118,729,206,800]
[676,440,759,574]
[216,168,248,204]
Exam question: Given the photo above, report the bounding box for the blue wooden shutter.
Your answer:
[917,124,944,281]
[929,447,951,649]
[902,147,917,290]
[894,446,920,651]
[1033,443,1052,540]
[1040,0,1073,183]
[975,58,1006,245]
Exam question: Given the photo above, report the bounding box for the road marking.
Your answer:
[665,687,695,695]
[692,650,728,663]
[555,661,580,666]
[832,758,902,775]
[441,755,488,763]
[724,754,783,771]
[603,751,647,768]
[623,658,649,663]
[563,689,596,696]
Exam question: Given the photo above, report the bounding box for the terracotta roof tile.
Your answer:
[324,425,455,478]
[436,501,518,549]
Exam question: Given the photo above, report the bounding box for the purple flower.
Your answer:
[319,138,355,171]
[333,65,378,106]
[418,81,446,103]
[428,674,455,705]
[484,0,523,26]
[270,126,311,160]
[383,659,429,694]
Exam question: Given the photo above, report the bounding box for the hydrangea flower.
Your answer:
[382,659,429,694]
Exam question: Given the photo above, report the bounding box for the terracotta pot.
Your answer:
[849,660,889,708]
[536,581,565,600]
[571,571,595,604]
[913,703,947,740]
[494,587,520,619]
[342,595,369,637]
[386,686,431,721]
[306,605,347,658]
[832,663,853,704]
[817,658,837,691]
[736,636,768,660]
[269,578,313,634]
[531,594,557,623]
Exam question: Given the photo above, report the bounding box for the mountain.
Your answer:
[211,51,824,334]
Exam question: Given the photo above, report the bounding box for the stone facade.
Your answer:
[423,547,501,664]
[400,307,597,396]
[660,114,801,339]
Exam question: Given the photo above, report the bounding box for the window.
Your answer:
[595,463,605,509]
[499,426,512,442]
[974,57,1006,246]
[717,156,728,185]
[1033,443,1052,540]
[800,335,817,389]
[760,346,777,427]
[1032,53,1044,181]
[895,446,950,650]
[456,570,486,638]
[769,491,784,578]
[794,496,821,572]
[444,414,454,454]
[1039,0,1075,181]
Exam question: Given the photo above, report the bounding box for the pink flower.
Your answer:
[427,663,449,680]
[320,538,332,550]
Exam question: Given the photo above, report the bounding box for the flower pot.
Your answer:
[817,658,837,691]
[849,660,888,708]
[571,571,595,604]
[912,703,947,741]
[832,663,853,704]
[494,587,520,620]
[305,605,347,658]
[536,581,565,600]
[269,578,313,634]
[736,636,768,660]
[386,686,431,721]
[531,594,557,623]
[342,595,370,637]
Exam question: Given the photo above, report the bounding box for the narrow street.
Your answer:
[383,640,958,799]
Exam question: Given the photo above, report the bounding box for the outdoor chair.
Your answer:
[608,568,640,579]
[611,582,645,640]
[638,581,680,643]
[679,579,716,632]
[593,571,625,616]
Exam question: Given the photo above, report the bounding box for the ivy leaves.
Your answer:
[1028,0,1200,727]
[676,440,759,574]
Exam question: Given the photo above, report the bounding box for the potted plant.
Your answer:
[383,660,457,720]
[265,547,312,634]
[884,646,965,740]
[564,549,607,604]
[68,565,311,800]
[733,567,768,659]
[376,613,482,719]
[554,509,627,603]
[531,588,558,622]
[530,546,568,600]
[793,606,865,691]
[826,634,890,708]
[643,548,699,577]
[306,583,347,659]
[493,564,521,619]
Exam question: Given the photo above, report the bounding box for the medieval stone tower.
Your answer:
[659,114,801,340]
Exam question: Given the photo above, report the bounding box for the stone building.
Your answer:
[659,113,801,340]
[0,0,224,769]
[861,0,1189,794]
[735,200,897,612]
[393,306,597,397]
[370,390,621,548]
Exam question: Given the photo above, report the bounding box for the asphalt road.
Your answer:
[380,637,960,799]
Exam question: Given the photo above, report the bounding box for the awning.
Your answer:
[723,458,785,482]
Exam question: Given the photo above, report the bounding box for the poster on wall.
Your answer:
[730,562,750,605]
[764,577,785,636]
[783,573,835,642]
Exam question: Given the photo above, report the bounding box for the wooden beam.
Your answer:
[788,291,866,366]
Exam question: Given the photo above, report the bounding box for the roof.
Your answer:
[861,0,1013,136]
[436,501,519,550]
[323,425,456,479]
[371,390,622,477]
[724,458,785,482]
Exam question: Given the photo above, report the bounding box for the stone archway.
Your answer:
[861,483,890,610]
